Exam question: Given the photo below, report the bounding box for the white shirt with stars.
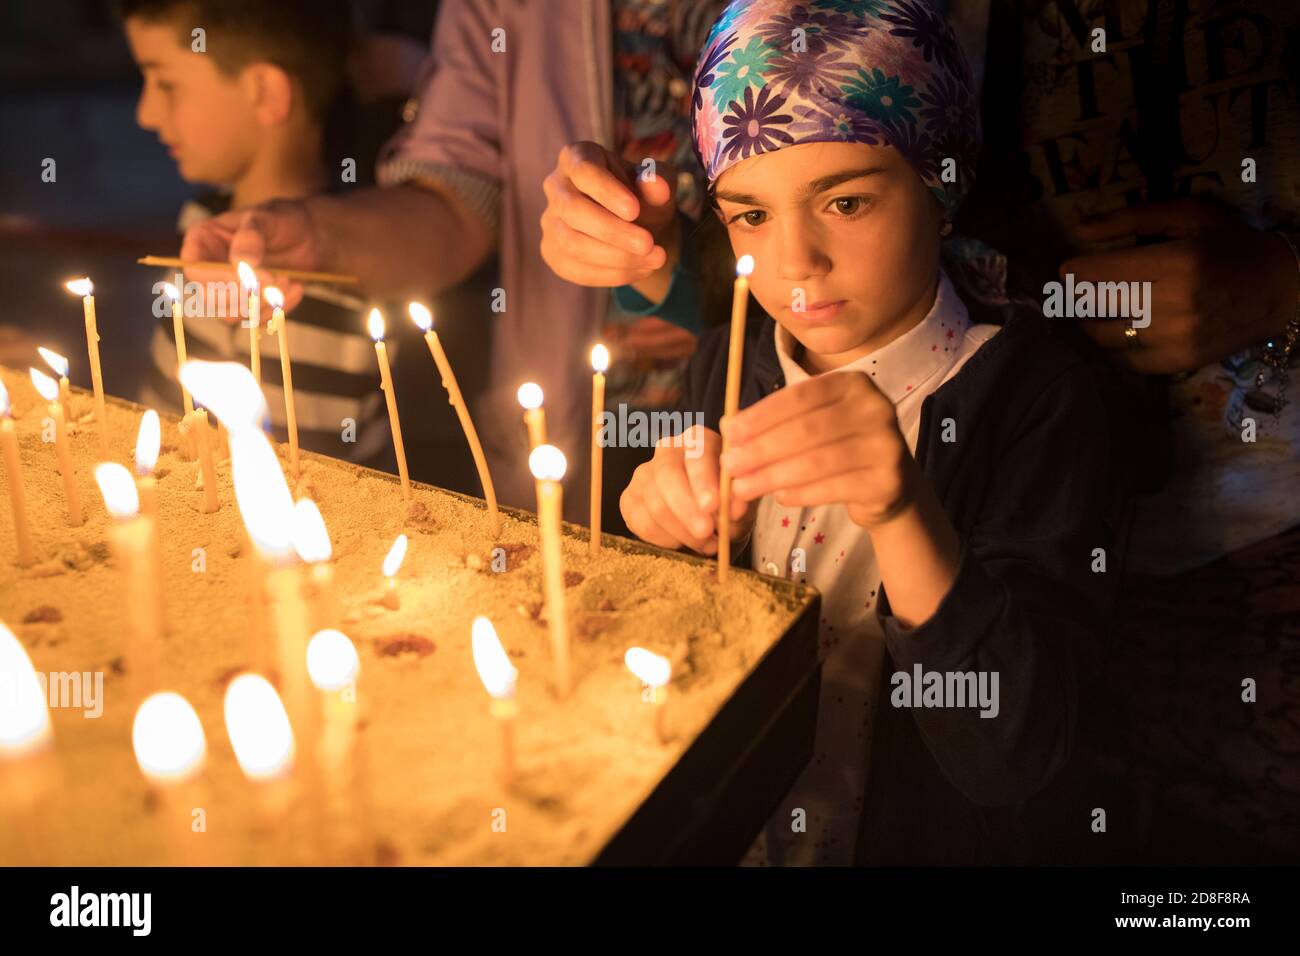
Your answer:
[745,270,999,866]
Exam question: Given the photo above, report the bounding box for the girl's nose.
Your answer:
[776,216,830,282]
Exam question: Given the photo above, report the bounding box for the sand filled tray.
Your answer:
[0,366,820,866]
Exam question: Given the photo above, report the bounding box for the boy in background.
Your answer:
[120,0,392,465]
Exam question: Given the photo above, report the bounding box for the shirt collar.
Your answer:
[773,269,972,405]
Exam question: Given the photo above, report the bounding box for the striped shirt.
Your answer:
[138,196,390,465]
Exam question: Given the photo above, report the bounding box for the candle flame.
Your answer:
[407,301,433,331]
[0,380,9,418]
[528,444,566,482]
[591,343,609,373]
[517,382,543,410]
[367,308,385,341]
[135,409,161,475]
[236,261,258,291]
[624,647,671,688]
[306,629,360,692]
[382,533,408,578]
[229,428,296,561]
[38,347,69,378]
[291,498,331,563]
[0,621,53,756]
[263,286,284,310]
[64,277,94,297]
[132,692,206,783]
[736,254,755,277]
[95,462,140,518]
[223,673,294,780]
[29,368,58,403]
[472,617,517,699]
[179,360,269,431]
[162,281,180,302]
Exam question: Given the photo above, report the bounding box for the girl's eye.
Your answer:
[830,197,867,216]
[734,210,766,227]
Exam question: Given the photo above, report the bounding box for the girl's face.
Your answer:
[714,141,945,371]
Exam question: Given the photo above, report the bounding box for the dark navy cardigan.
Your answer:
[677,309,1115,864]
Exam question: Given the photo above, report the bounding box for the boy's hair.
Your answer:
[117,0,355,120]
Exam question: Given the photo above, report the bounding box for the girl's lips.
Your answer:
[786,300,846,323]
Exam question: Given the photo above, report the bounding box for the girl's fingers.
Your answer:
[730,437,873,501]
[721,405,864,477]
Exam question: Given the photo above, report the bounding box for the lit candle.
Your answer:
[95,462,164,702]
[180,360,278,513]
[378,533,408,610]
[624,647,672,743]
[0,620,57,864]
[589,344,609,554]
[529,444,571,697]
[368,309,411,499]
[37,347,70,408]
[264,286,300,478]
[717,254,754,583]
[517,382,546,450]
[292,498,338,630]
[134,409,161,519]
[63,278,109,459]
[471,616,518,788]
[0,381,34,566]
[134,410,166,625]
[132,691,211,865]
[223,673,297,862]
[162,281,196,417]
[187,408,220,513]
[29,368,81,526]
[237,262,262,386]
[224,424,316,770]
[409,302,499,537]
[306,627,366,858]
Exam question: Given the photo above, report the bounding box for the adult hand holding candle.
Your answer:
[624,647,672,743]
[529,444,571,697]
[29,368,81,526]
[471,616,518,788]
[37,347,71,408]
[0,381,34,566]
[517,382,546,450]
[590,344,608,553]
[132,691,210,865]
[409,302,499,536]
[63,278,109,459]
[369,309,411,499]
[237,262,262,386]
[265,286,300,477]
[717,254,753,583]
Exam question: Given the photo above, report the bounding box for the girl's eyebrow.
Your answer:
[714,168,887,206]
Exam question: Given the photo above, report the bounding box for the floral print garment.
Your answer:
[690,0,980,220]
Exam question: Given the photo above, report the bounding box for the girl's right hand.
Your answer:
[620,424,756,556]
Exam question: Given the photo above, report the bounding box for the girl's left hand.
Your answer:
[719,371,918,529]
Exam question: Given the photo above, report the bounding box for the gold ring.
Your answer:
[1123,326,1142,349]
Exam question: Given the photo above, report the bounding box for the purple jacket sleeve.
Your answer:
[376,0,504,232]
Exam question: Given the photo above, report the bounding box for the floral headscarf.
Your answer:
[691,0,981,220]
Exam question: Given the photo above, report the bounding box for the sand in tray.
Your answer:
[0,365,808,864]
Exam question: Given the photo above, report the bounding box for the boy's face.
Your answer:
[714,141,945,367]
[125,17,258,186]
